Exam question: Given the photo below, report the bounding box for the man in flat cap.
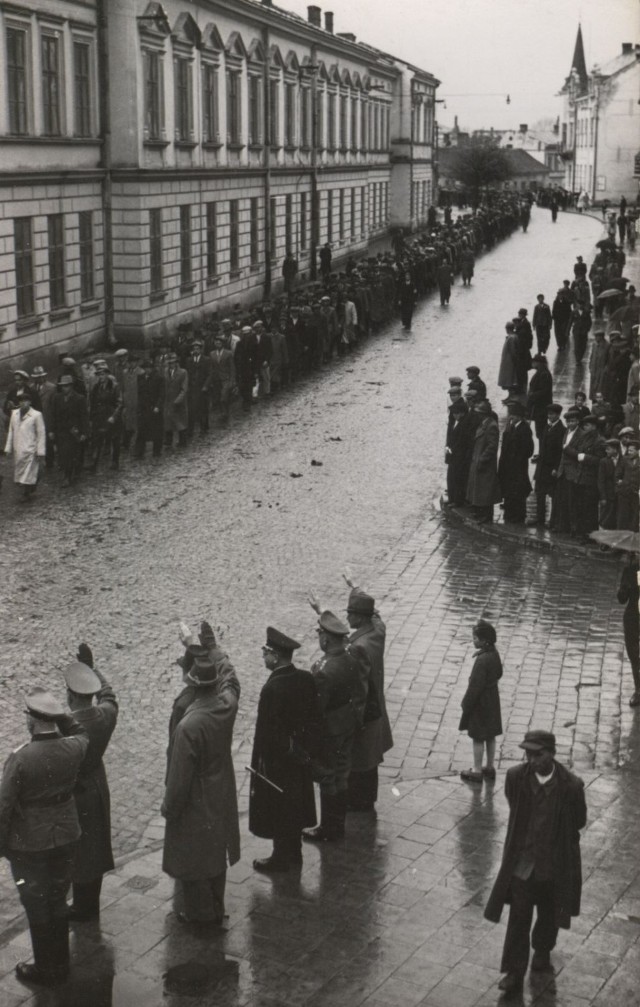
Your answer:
[304,603,368,841]
[162,653,240,926]
[485,730,586,996]
[50,374,89,486]
[342,573,393,813]
[0,688,89,986]
[529,404,565,527]
[249,628,322,872]
[466,366,486,403]
[89,359,123,471]
[63,646,118,921]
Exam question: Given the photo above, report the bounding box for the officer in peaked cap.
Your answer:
[485,728,586,995]
[344,578,393,813]
[62,648,118,922]
[302,601,368,843]
[0,688,89,987]
[250,627,322,873]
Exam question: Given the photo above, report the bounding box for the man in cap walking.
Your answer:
[0,688,89,986]
[162,654,240,926]
[485,730,586,996]
[303,605,368,842]
[50,374,89,485]
[63,646,118,921]
[343,573,393,813]
[250,628,322,872]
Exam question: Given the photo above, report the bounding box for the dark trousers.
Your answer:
[71,877,102,918]
[400,304,414,328]
[501,875,558,975]
[575,485,599,535]
[9,844,75,979]
[348,766,379,809]
[134,418,163,458]
[188,395,210,435]
[536,329,551,354]
[503,493,528,524]
[178,872,226,924]
[91,423,121,470]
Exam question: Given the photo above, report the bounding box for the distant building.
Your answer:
[472,121,564,187]
[0,0,439,372]
[559,26,640,203]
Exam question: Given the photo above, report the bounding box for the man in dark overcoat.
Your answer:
[344,582,393,813]
[50,375,90,485]
[498,402,534,524]
[466,365,487,402]
[234,326,258,411]
[303,610,367,843]
[466,401,501,523]
[209,334,235,424]
[446,399,475,507]
[529,404,565,527]
[527,354,553,443]
[485,730,586,996]
[436,261,453,305]
[551,285,573,351]
[185,339,212,437]
[134,358,165,458]
[0,689,89,987]
[571,304,592,364]
[63,647,118,921]
[550,407,582,533]
[563,414,606,538]
[89,361,123,471]
[249,628,321,873]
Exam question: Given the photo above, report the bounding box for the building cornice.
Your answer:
[0,169,105,187]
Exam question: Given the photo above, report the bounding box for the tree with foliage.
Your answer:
[447,139,512,207]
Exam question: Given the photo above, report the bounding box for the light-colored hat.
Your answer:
[63,661,101,695]
[114,348,129,358]
[25,687,65,721]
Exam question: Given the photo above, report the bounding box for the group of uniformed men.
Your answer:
[0,571,391,986]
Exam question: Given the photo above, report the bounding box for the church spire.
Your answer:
[569,24,588,93]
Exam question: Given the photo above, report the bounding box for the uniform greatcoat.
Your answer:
[162,670,240,881]
[249,664,321,839]
[4,407,46,485]
[71,683,118,884]
[348,615,393,772]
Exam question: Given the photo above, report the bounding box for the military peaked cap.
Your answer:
[266,627,301,651]
[318,610,349,636]
[25,687,65,720]
[63,661,101,695]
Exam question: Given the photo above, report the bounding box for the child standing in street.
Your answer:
[459,620,503,783]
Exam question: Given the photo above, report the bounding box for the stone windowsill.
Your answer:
[16,315,44,333]
[144,138,170,149]
[229,269,242,280]
[175,139,197,150]
[248,142,264,151]
[150,290,168,303]
[284,145,297,153]
[180,282,196,294]
[203,141,223,150]
[206,276,219,287]
[250,263,262,273]
[227,142,245,151]
[79,300,102,316]
[49,307,73,323]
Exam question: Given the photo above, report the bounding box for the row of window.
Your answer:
[3,18,96,138]
[145,49,391,152]
[412,179,434,220]
[149,186,390,297]
[13,212,95,320]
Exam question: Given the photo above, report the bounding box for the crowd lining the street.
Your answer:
[1,194,527,500]
[444,223,639,539]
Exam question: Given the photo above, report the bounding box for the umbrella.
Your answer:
[589,530,640,552]
[610,302,640,325]
[596,238,617,250]
[598,289,625,299]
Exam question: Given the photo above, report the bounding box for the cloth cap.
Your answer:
[547,403,563,414]
[187,658,219,686]
[266,627,301,651]
[466,366,480,375]
[507,401,526,417]
[241,326,252,334]
[318,610,349,636]
[13,369,30,379]
[565,407,581,419]
[619,427,634,436]
[519,730,556,754]
[114,348,129,357]
[58,375,74,386]
[321,296,331,303]
[580,415,598,427]
[627,438,640,448]
[448,376,463,386]
[63,661,101,695]
[61,357,76,365]
[31,366,47,378]
[475,400,491,414]
[450,399,467,414]
[464,389,478,399]
[25,687,65,721]
[605,439,620,447]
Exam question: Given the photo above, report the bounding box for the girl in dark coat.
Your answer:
[459,621,503,783]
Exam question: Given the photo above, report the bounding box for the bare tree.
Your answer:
[447,139,512,208]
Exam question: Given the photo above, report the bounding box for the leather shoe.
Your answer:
[253,856,289,874]
[498,972,524,994]
[531,950,553,972]
[16,962,67,987]
[460,769,483,783]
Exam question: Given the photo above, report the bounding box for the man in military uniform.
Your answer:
[250,627,321,873]
[303,607,367,842]
[343,576,394,813]
[63,645,118,921]
[0,688,89,986]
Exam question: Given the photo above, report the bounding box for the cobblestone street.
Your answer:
[1,208,639,1006]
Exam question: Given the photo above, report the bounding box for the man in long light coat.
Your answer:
[162,655,240,926]
[4,389,46,500]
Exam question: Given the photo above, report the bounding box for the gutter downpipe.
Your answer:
[96,0,115,346]
[263,23,272,300]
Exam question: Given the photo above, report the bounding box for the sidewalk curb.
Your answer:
[437,497,622,562]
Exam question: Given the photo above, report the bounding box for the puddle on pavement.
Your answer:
[164,955,240,996]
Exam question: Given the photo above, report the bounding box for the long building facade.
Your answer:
[0,0,439,373]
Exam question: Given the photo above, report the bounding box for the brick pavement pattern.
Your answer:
[1,208,639,1004]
